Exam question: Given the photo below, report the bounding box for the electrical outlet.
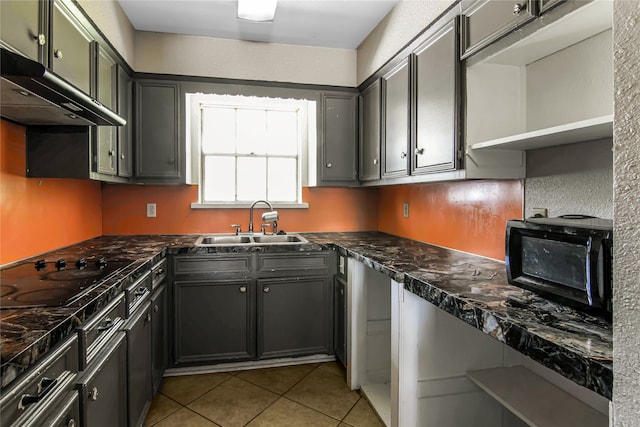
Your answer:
[403,203,409,218]
[146,203,157,218]
[531,208,548,218]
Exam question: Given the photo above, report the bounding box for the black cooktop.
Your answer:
[0,258,131,309]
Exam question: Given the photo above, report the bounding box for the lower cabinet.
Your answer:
[333,276,347,367]
[151,283,168,393]
[125,301,153,427]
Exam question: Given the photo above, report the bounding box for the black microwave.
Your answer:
[505,216,613,315]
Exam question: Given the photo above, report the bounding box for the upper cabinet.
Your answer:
[117,66,133,178]
[382,58,410,178]
[0,0,47,63]
[95,43,118,176]
[411,18,460,175]
[359,79,381,182]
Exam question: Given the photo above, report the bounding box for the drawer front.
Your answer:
[0,335,79,425]
[462,0,536,58]
[78,294,125,370]
[37,389,80,427]
[257,253,331,275]
[151,257,168,289]
[173,255,252,275]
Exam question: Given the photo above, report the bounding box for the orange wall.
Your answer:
[102,185,380,235]
[0,119,103,265]
[378,180,523,260]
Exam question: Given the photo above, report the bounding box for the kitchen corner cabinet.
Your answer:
[317,93,358,186]
[382,58,410,178]
[359,79,381,182]
[411,18,460,175]
[0,0,47,63]
[135,80,182,182]
[117,66,133,177]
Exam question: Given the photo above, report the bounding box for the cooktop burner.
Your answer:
[0,258,132,309]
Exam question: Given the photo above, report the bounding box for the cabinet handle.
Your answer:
[155,268,165,276]
[18,377,57,409]
[326,162,332,168]
[263,287,270,293]
[88,386,99,401]
[108,150,115,156]
[36,34,46,46]
[168,158,175,165]
[97,317,115,332]
[120,154,125,159]
[415,147,424,155]
[400,152,407,159]
[373,159,378,165]
[154,304,159,313]
[239,286,247,293]
[513,2,525,15]
[67,419,76,427]
[146,313,152,322]
[54,49,63,59]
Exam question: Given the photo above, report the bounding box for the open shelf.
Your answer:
[467,366,607,427]
[361,383,391,427]
[469,115,613,151]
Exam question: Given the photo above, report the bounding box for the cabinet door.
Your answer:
[95,44,117,175]
[125,302,153,427]
[51,0,92,93]
[359,79,381,182]
[539,0,563,13]
[151,284,167,394]
[135,81,181,180]
[173,279,255,365]
[117,66,133,177]
[334,276,347,367]
[0,0,45,62]
[461,0,536,59]
[258,277,332,359]
[382,58,410,177]
[412,19,460,175]
[319,94,358,185]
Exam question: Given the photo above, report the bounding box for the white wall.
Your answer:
[135,31,356,87]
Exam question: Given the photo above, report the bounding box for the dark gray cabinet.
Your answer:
[382,58,410,178]
[117,66,133,177]
[135,80,181,181]
[333,276,347,367]
[461,0,536,59]
[359,79,381,182]
[318,93,358,185]
[0,0,46,62]
[173,279,255,365]
[411,18,460,175]
[51,0,93,93]
[95,44,117,176]
[125,301,153,427]
[258,276,332,359]
[151,283,167,393]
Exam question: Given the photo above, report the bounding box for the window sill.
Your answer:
[191,202,309,209]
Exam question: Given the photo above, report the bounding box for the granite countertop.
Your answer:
[0,232,613,399]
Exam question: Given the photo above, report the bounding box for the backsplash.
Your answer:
[0,120,103,265]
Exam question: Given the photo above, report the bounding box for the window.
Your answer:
[188,94,314,207]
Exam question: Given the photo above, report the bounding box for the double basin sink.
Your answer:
[195,233,308,247]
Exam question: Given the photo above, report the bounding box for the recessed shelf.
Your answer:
[467,366,608,427]
[469,115,613,151]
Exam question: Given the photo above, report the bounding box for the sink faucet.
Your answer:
[248,200,278,233]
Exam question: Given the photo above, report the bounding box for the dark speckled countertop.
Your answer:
[0,232,612,399]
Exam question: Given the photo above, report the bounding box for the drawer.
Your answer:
[78,294,126,370]
[0,335,78,426]
[173,255,252,275]
[151,257,168,289]
[461,0,536,58]
[257,253,331,275]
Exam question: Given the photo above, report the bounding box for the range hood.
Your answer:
[1,47,126,126]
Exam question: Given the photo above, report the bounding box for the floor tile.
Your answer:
[285,368,359,420]
[188,376,279,427]
[145,393,182,426]
[160,372,232,405]
[317,361,346,378]
[246,397,339,427]
[342,398,385,427]
[237,364,316,394]
[153,407,220,427]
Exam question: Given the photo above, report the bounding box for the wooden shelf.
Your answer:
[467,366,607,427]
[469,115,613,151]
[361,383,391,427]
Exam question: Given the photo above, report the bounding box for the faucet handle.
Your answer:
[230,224,242,235]
[261,223,273,234]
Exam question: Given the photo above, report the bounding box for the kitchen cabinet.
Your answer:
[382,58,410,178]
[117,66,133,177]
[135,80,181,182]
[539,0,564,14]
[51,0,93,94]
[150,259,168,393]
[0,0,47,63]
[95,43,118,176]
[460,0,536,59]
[125,301,153,427]
[359,79,381,182]
[334,275,347,367]
[411,18,460,175]
[317,93,358,185]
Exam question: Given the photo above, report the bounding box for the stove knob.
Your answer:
[96,258,107,269]
[76,258,88,269]
[34,259,46,271]
[55,259,67,271]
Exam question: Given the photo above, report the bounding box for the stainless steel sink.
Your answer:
[195,233,308,246]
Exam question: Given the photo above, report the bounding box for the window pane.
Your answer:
[202,108,235,154]
[237,157,267,201]
[268,158,297,202]
[203,156,236,201]
[236,109,266,155]
[267,110,298,155]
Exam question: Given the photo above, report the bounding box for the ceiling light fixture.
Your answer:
[237,0,277,22]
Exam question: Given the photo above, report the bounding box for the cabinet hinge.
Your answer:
[457,148,464,161]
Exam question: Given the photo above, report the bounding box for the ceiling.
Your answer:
[117,0,398,49]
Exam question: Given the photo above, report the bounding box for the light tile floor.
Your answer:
[145,362,385,427]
